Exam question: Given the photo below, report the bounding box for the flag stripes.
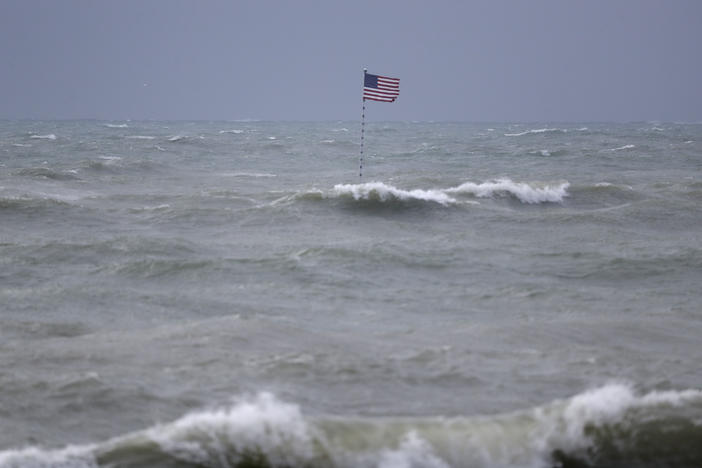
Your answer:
[363,72,400,102]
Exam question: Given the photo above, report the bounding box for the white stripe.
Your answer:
[363,91,396,99]
[377,77,400,85]
[364,87,399,96]
[364,90,398,100]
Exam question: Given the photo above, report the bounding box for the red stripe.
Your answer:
[364,86,399,94]
[377,85,399,92]
[363,72,400,103]
[364,89,398,99]
[364,95,396,102]
[363,90,396,98]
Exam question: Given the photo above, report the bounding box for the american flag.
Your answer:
[363,72,400,102]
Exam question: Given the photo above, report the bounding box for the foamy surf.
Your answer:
[333,182,457,206]
[447,178,569,204]
[330,180,569,207]
[1,384,701,468]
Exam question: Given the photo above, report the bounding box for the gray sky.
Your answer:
[1,0,701,121]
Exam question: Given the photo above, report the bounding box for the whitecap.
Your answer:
[30,134,56,140]
[610,144,635,151]
[104,123,128,128]
[537,383,702,458]
[151,392,315,467]
[446,178,569,204]
[333,182,457,206]
[220,172,277,178]
[1,386,701,468]
[378,431,450,468]
[126,135,156,140]
[504,128,562,137]
[219,129,244,134]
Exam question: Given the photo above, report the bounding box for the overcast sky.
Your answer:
[1,0,701,122]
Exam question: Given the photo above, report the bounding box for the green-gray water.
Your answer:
[2,121,701,467]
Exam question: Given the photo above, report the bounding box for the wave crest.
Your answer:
[447,178,569,204]
[2,385,702,468]
[504,128,564,137]
[333,182,457,206]
[320,179,569,207]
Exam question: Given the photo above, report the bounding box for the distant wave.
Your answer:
[610,144,635,151]
[220,172,277,178]
[527,149,568,157]
[29,134,56,140]
[504,128,563,137]
[167,135,188,142]
[1,194,75,212]
[14,167,80,181]
[317,180,570,207]
[126,135,156,140]
[219,129,245,134]
[1,384,701,468]
[446,178,570,204]
[104,123,128,128]
[333,182,457,206]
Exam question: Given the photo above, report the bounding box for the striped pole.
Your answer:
[359,68,366,179]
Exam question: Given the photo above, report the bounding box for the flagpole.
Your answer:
[359,68,366,179]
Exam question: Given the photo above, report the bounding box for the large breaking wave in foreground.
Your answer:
[2,384,701,468]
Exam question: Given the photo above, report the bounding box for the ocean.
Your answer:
[1,120,701,467]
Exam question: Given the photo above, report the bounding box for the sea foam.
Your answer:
[446,178,569,204]
[330,179,569,206]
[504,128,563,137]
[333,182,457,206]
[2,385,701,468]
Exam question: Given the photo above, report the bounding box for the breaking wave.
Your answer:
[329,179,569,207]
[167,135,189,142]
[609,144,636,152]
[220,172,277,178]
[504,128,564,137]
[446,179,570,204]
[1,384,700,468]
[126,135,156,140]
[29,134,57,140]
[333,182,457,206]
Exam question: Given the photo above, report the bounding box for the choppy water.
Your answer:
[1,120,701,467]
